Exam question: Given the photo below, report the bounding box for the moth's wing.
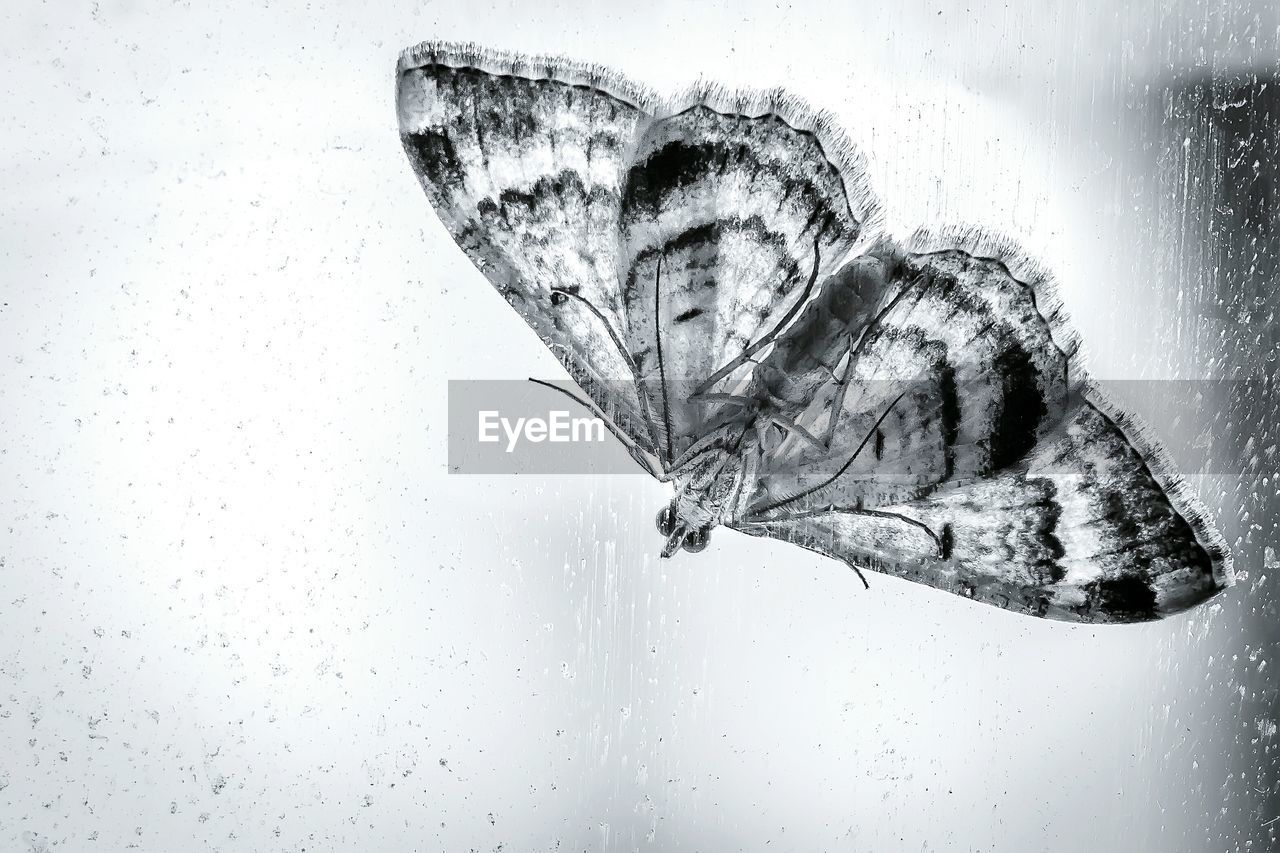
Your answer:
[396,43,881,473]
[616,91,879,463]
[746,239,1074,511]
[396,43,662,473]
[735,231,1231,622]
[735,392,1232,623]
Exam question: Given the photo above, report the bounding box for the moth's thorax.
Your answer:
[671,437,753,529]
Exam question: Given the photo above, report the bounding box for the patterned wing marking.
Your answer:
[397,43,883,473]
[618,104,875,461]
[737,394,1231,623]
[397,48,659,468]
[747,241,1075,511]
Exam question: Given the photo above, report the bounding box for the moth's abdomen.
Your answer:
[751,242,1077,511]
[752,254,893,409]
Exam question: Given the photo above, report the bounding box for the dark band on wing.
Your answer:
[988,339,1046,470]
[866,398,1226,622]
[746,241,1087,524]
[403,130,467,194]
[467,170,619,227]
[622,139,846,238]
[622,217,801,308]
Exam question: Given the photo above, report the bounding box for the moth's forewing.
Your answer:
[397,45,660,469]
[395,42,880,468]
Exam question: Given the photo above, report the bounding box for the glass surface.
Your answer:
[1,1,1276,850]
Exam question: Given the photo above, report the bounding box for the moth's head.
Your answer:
[655,501,713,558]
[654,446,742,557]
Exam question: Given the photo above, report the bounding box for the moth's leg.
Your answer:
[730,440,763,520]
[752,281,916,458]
[661,419,752,482]
[756,418,783,454]
[747,390,907,516]
[720,440,751,522]
[690,392,754,408]
[661,432,730,482]
[548,287,666,471]
[527,377,664,478]
[814,338,857,450]
[653,254,675,465]
[689,235,823,399]
[735,509,877,590]
[814,507,944,558]
[776,269,957,459]
[766,413,829,453]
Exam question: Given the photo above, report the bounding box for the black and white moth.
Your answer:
[396,40,1232,623]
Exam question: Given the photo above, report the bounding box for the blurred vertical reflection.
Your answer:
[1154,73,1278,369]
[1122,68,1280,847]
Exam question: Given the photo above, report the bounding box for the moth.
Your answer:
[396,41,1233,623]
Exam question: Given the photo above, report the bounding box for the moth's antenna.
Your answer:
[689,234,823,399]
[548,287,666,471]
[654,254,675,465]
[689,391,754,409]
[746,391,907,516]
[527,377,664,478]
[763,412,827,452]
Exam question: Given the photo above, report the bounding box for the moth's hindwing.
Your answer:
[739,394,1230,623]
[739,238,1231,622]
[749,245,1075,510]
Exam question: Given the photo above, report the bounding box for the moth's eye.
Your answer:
[682,526,710,553]
[655,504,678,537]
[550,291,568,306]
